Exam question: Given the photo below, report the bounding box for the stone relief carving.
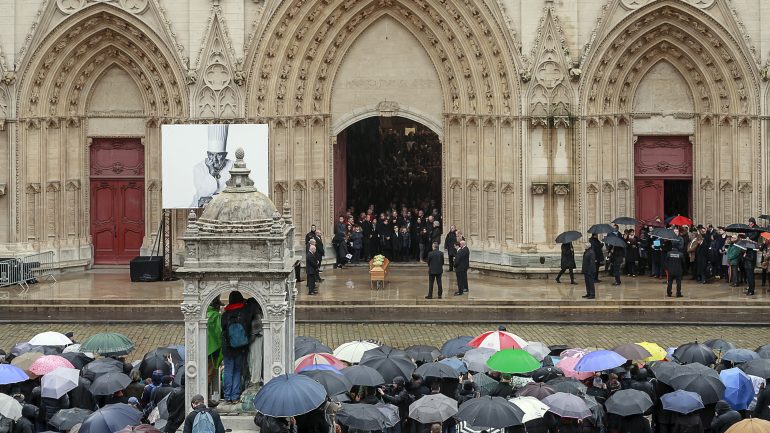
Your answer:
[194,10,240,118]
[553,184,570,195]
[527,8,573,122]
[620,0,715,10]
[531,183,548,195]
[700,177,715,191]
[56,0,149,15]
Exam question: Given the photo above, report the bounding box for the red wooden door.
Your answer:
[90,139,145,265]
[635,179,664,227]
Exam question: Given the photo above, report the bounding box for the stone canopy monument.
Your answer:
[176,148,298,406]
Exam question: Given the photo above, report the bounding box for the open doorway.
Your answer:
[664,180,692,220]
[633,136,693,225]
[335,116,442,215]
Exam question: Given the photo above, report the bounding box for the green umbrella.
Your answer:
[486,349,540,374]
[80,333,135,356]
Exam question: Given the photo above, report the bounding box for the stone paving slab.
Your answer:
[0,323,767,359]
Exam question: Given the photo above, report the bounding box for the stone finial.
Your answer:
[224,147,256,192]
[186,210,199,234]
[271,211,283,234]
[282,201,292,224]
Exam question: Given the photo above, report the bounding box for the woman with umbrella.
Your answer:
[555,241,577,285]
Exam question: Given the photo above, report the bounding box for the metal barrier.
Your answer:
[0,251,57,293]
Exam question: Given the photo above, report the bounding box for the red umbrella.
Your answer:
[468,331,527,351]
[29,355,75,376]
[669,216,693,226]
[294,353,346,372]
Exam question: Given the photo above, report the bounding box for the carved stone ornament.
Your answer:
[553,183,570,196]
[377,100,399,117]
[180,303,201,318]
[0,183,6,197]
[602,182,615,193]
[531,183,548,195]
[267,303,288,319]
[719,180,734,192]
[617,179,630,191]
[587,183,600,194]
[700,177,715,191]
[620,0,715,9]
[737,181,752,194]
[57,0,149,15]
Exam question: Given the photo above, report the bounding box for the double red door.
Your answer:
[633,136,692,226]
[90,138,145,265]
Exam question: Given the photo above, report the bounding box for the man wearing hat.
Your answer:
[191,124,235,208]
[581,242,596,299]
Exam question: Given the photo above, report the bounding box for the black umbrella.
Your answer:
[651,228,678,241]
[441,337,474,357]
[555,231,582,244]
[295,341,333,360]
[296,336,323,347]
[531,366,564,383]
[735,240,761,250]
[548,345,570,357]
[547,377,587,395]
[738,359,770,379]
[604,236,626,249]
[359,346,416,383]
[79,404,142,433]
[669,370,725,404]
[587,224,614,234]
[50,408,93,430]
[341,365,385,387]
[298,370,353,396]
[337,403,395,431]
[724,224,765,233]
[11,343,61,357]
[760,215,770,221]
[415,362,460,380]
[89,372,132,396]
[138,350,174,379]
[612,217,637,226]
[673,343,716,366]
[59,352,94,370]
[705,339,737,354]
[516,382,556,400]
[648,362,681,385]
[756,344,770,359]
[612,344,652,361]
[456,396,524,429]
[605,389,653,416]
[81,358,123,382]
[405,345,442,364]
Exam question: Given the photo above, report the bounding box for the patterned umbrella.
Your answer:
[80,333,135,356]
[469,331,527,351]
[295,353,346,372]
[29,355,75,376]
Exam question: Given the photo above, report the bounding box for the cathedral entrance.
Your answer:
[334,116,442,216]
[634,136,693,225]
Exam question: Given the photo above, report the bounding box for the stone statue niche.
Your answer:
[176,148,298,409]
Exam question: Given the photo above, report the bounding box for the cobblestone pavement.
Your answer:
[1,323,768,357]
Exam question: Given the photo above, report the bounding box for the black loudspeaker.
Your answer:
[130,256,163,282]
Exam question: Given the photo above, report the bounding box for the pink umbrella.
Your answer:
[556,357,593,381]
[468,331,527,351]
[29,355,75,376]
[560,348,588,359]
[294,353,346,372]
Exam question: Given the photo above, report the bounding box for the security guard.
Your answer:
[665,245,685,297]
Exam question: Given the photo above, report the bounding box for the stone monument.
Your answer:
[176,148,298,407]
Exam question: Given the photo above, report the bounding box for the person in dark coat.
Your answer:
[610,244,624,286]
[13,404,37,433]
[455,380,477,404]
[444,226,458,271]
[754,382,770,420]
[582,242,597,299]
[378,376,412,427]
[556,242,577,284]
[695,226,712,283]
[254,413,296,433]
[624,230,640,277]
[38,391,69,431]
[426,242,444,299]
[453,240,470,296]
[620,414,652,433]
[665,247,684,297]
[164,380,186,433]
[589,234,605,282]
[184,395,225,433]
[744,246,757,296]
[350,226,363,264]
[124,370,145,402]
[294,402,328,433]
[671,412,704,433]
[335,216,346,236]
[151,376,174,408]
[332,231,347,268]
[220,291,253,403]
[68,376,96,411]
[306,244,319,296]
[710,401,740,433]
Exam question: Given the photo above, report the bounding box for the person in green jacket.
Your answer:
[207,297,223,400]
[727,236,743,287]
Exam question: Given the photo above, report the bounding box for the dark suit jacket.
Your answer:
[427,249,444,275]
[454,246,470,272]
[582,249,596,275]
[306,250,319,276]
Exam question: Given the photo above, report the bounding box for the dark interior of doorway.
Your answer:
[345,116,441,212]
[664,180,692,219]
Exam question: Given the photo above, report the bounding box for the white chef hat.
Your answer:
[207,124,229,152]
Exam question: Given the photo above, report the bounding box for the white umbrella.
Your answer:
[524,342,551,362]
[29,332,72,346]
[334,341,380,364]
[509,396,550,423]
[0,393,23,420]
[42,367,80,399]
[62,344,95,358]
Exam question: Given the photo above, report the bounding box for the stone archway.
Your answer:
[578,0,760,228]
[14,6,187,265]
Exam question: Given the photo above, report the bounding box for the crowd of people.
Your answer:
[556,217,770,299]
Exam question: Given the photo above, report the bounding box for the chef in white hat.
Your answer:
[190,124,235,207]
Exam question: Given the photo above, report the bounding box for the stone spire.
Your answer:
[224,148,256,192]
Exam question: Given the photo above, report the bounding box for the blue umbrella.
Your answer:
[661,390,704,414]
[720,368,755,410]
[79,403,142,433]
[574,351,627,372]
[440,357,468,374]
[722,349,759,364]
[441,336,474,357]
[253,374,326,417]
[0,364,29,385]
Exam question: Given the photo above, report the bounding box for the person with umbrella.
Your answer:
[754,382,770,420]
[608,238,625,286]
[182,395,225,433]
[589,234,605,282]
[581,242,597,300]
[14,403,37,433]
[624,229,640,278]
[555,242,577,285]
[665,242,685,297]
[727,236,743,287]
[710,401,740,433]
[377,376,412,433]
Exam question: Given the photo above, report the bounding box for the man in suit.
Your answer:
[306,244,319,295]
[426,242,444,299]
[581,242,596,299]
[453,240,470,296]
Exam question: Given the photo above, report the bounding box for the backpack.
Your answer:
[226,312,249,349]
[192,410,215,433]
[0,416,13,433]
